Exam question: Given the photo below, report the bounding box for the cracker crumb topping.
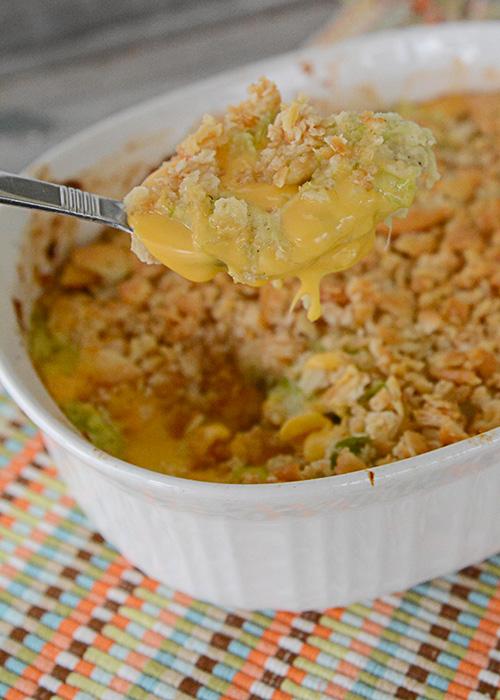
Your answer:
[28,89,499,483]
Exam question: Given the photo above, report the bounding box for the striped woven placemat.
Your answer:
[4,6,500,696]
[2,385,500,700]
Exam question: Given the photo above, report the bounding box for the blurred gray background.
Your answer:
[1,0,337,171]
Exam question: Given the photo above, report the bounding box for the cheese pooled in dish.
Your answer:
[125,77,438,320]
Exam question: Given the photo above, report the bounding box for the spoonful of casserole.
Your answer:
[0,77,438,321]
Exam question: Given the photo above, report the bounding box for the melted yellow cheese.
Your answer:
[125,79,437,322]
[129,173,405,321]
[224,181,298,209]
[128,213,222,283]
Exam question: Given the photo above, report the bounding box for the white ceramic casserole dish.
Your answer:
[1,22,500,611]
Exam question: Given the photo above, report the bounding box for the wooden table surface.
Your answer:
[1,0,336,172]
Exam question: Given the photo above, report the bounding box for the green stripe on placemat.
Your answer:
[1,386,500,699]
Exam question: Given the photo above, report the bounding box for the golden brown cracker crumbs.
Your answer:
[29,90,500,482]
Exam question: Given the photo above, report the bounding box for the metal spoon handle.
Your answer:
[0,171,132,233]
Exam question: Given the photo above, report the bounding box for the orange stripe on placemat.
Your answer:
[0,562,20,580]
[29,528,48,543]
[336,658,361,680]
[218,684,254,700]
[444,681,474,699]
[45,510,66,525]
[109,612,130,631]
[14,545,37,561]
[91,579,113,598]
[74,659,95,677]
[361,618,384,636]
[59,493,76,508]
[298,642,320,662]
[31,654,53,673]
[55,683,79,700]
[173,590,194,606]
[141,629,165,649]
[273,610,296,626]
[478,616,500,636]
[350,637,373,657]
[238,659,267,682]
[469,636,493,656]
[372,598,397,616]
[41,640,65,662]
[31,654,54,680]
[93,633,113,653]
[5,688,30,700]
[0,513,14,528]
[57,618,80,639]
[106,558,129,579]
[76,598,95,617]
[312,624,331,640]
[10,677,39,698]
[100,568,131,589]
[255,637,281,657]
[140,576,159,592]
[124,593,143,610]
[158,608,180,627]
[109,675,132,695]
[230,669,255,693]
[271,688,294,700]
[142,628,165,648]
[247,647,269,667]
[458,655,489,675]
[0,434,44,491]
[487,594,500,614]
[286,666,306,685]
[261,627,284,646]
[323,681,348,699]
[451,669,480,690]
[21,665,43,685]
[125,650,147,669]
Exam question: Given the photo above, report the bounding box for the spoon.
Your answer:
[0,171,132,233]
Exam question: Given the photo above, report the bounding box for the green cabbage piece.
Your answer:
[63,401,124,458]
[29,309,78,373]
[330,434,371,468]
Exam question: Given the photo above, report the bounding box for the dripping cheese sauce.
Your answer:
[125,78,437,321]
